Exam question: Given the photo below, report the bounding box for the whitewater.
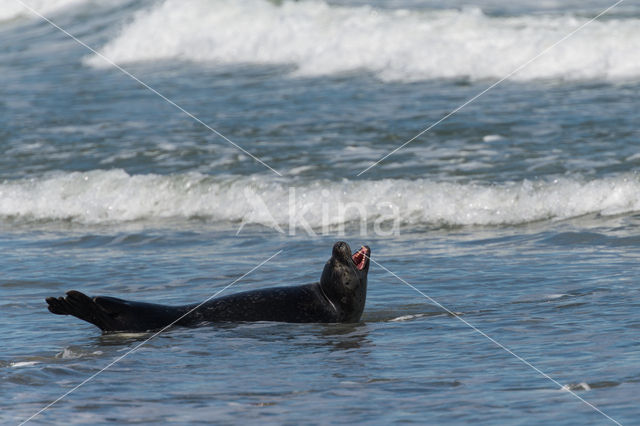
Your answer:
[1,171,639,226]
[83,0,640,81]
[2,1,639,425]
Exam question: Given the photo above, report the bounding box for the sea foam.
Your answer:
[86,0,640,81]
[1,170,638,227]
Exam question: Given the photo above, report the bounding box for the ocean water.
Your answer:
[1,0,639,424]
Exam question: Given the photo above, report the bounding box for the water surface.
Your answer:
[1,0,639,424]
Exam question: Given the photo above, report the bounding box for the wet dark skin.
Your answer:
[46,242,370,333]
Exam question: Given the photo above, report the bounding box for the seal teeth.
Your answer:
[351,246,367,270]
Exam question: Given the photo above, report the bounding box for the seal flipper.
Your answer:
[46,291,185,333]
[46,290,122,332]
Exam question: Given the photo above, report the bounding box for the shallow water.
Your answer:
[1,0,639,424]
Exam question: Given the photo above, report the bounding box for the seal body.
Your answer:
[182,283,337,324]
[46,242,370,333]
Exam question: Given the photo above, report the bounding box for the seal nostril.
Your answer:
[334,241,350,258]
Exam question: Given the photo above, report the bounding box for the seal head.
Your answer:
[320,241,370,322]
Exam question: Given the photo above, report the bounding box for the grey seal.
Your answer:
[46,241,370,333]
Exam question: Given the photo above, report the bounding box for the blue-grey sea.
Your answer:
[1,0,639,424]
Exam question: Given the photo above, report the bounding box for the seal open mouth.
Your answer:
[351,246,369,271]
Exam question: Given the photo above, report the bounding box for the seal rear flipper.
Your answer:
[46,291,186,333]
[45,290,122,332]
[45,295,70,315]
[93,296,132,315]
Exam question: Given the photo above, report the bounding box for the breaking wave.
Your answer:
[1,170,638,226]
[86,0,640,81]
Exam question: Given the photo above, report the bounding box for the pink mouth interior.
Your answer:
[351,246,368,271]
